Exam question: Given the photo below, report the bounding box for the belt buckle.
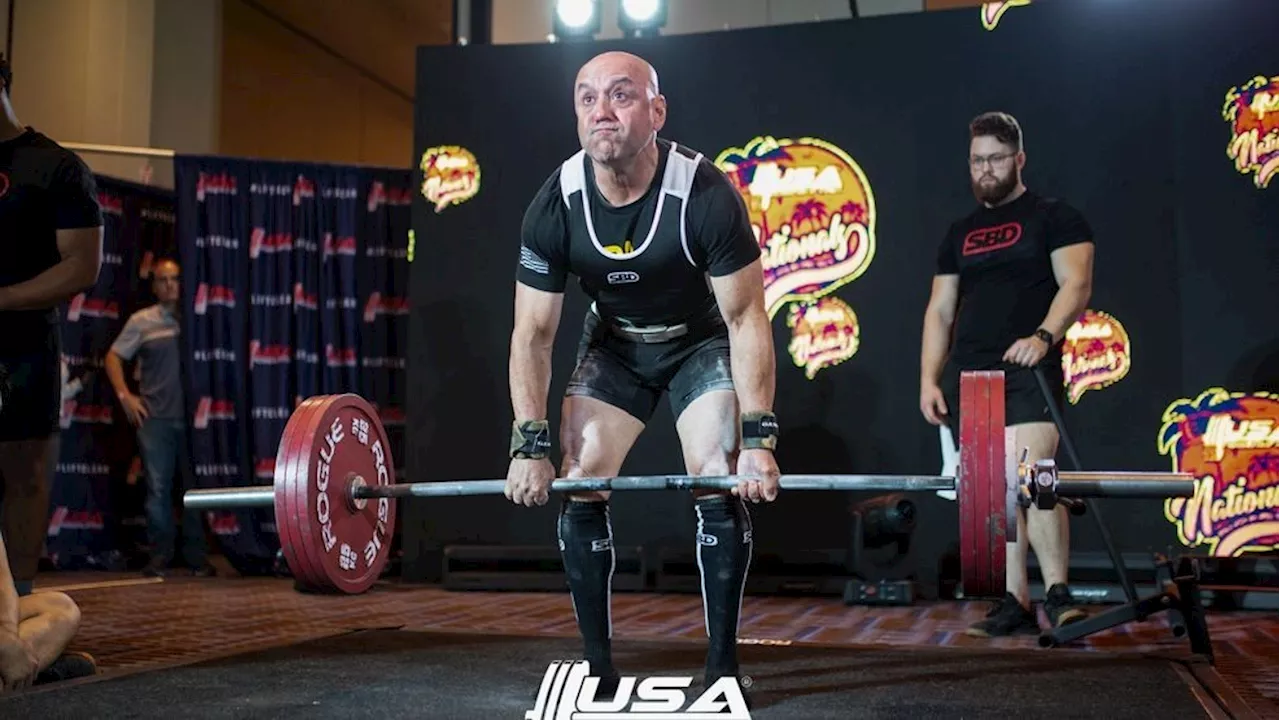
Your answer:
[614,323,688,343]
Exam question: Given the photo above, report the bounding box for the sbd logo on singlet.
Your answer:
[962,222,1022,256]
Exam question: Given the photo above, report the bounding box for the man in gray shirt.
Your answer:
[106,259,213,578]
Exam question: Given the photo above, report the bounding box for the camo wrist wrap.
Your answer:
[510,420,552,459]
[741,411,779,451]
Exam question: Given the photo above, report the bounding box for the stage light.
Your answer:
[844,493,917,606]
[553,0,601,40]
[621,0,661,23]
[618,0,667,37]
[853,493,916,549]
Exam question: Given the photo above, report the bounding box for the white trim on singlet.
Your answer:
[558,144,702,263]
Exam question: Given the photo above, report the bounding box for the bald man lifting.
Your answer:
[504,51,780,698]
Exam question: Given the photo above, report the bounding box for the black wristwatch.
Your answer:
[1033,328,1054,346]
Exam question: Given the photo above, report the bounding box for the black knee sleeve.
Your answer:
[557,498,616,677]
[694,493,753,680]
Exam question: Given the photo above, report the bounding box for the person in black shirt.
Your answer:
[0,54,104,597]
[506,51,779,695]
[920,112,1092,637]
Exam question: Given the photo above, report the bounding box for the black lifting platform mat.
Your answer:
[0,629,1220,719]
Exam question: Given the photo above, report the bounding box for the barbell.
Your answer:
[183,371,1194,596]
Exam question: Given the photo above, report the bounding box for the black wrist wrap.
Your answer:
[740,411,779,451]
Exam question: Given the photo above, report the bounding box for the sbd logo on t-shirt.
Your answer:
[962,222,1022,256]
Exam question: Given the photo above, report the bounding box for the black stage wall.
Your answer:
[404,0,1278,592]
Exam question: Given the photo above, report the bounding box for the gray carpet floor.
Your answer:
[0,628,1210,719]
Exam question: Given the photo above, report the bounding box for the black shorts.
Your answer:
[565,309,735,424]
[940,358,1064,440]
[0,346,62,442]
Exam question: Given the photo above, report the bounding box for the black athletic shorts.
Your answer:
[565,309,735,424]
[940,357,1064,440]
[0,339,62,442]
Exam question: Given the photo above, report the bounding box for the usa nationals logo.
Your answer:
[786,296,860,380]
[715,135,876,321]
[525,661,751,719]
[418,145,481,213]
[981,0,1031,31]
[1061,309,1131,404]
[1158,388,1278,557]
[1222,75,1278,189]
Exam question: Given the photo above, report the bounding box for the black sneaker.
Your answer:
[965,593,1040,637]
[141,558,167,578]
[1043,583,1086,628]
[35,651,98,685]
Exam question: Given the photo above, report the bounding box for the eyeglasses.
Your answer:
[969,152,1016,169]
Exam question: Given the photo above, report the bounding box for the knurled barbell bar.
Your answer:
[182,371,1194,596]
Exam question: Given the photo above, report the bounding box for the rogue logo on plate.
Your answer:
[1061,309,1131,404]
[786,297,860,380]
[1158,388,1278,557]
[1222,75,1278,189]
[714,136,876,321]
[981,0,1031,31]
[419,145,481,212]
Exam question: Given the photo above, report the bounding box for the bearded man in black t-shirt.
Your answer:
[504,51,779,696]
[920,112,1093,637]
[0,53,103,686]
[0,54,103,593]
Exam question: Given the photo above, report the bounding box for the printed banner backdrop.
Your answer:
[404,0,1278,590]
[358,172,414,479]
[48,176,177,570]
[175,157,411,574]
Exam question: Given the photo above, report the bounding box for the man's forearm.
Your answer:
[0,549,19,631]
[0,586,17,634]
[727,310,775,415]
[920,311,952,386]
[0,257,98,311]
[509,332,554,421]
[1037,280,1091,341]
[104,354,130,399]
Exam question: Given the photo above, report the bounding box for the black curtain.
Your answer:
[405,0,1278,588]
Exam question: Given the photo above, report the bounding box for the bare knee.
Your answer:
[55,594,81,634]
[22,592,81,633]
[688,452,733,499]
[1010,423,1058,462]
[561,458,611,503]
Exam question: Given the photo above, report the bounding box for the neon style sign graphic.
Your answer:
[419,145,481,212]
[981,0,1031,31]
[1061,309,1131,404]
[1222,75,1278,189]
[1158,388,1278,557]
[786,297,861,380]
[714,136,876,322]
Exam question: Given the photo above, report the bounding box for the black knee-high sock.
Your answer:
[558,499,617,678]
[694,494,753,683]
